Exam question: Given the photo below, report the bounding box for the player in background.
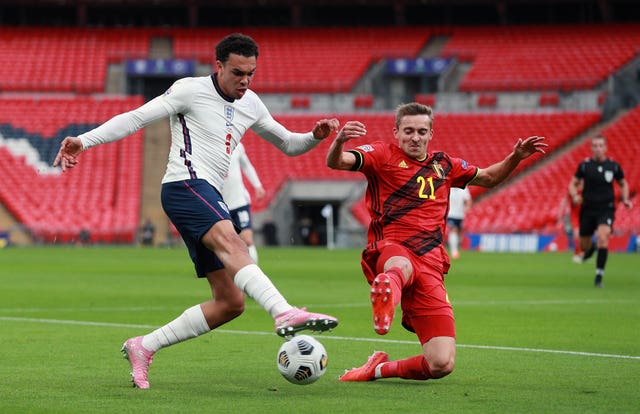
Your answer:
[222,142,265,263]
[446,187,472,259]
[568,134,632,287]
[557,183,583,263]
[54,33,338,389]
[326,103,546,382]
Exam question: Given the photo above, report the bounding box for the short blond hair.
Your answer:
[395,102,433,129]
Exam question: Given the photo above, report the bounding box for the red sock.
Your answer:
[384,267,404,307]
[380,355,432,380]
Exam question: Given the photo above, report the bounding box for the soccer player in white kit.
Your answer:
[222,142,264,263]
[447,187,472,259]
[54,33,339,388]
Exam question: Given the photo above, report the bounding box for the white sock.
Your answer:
[449,232,459,255]
[248,245,259,263]
[374,363,385,379]
[234,264,291,318]
[142,304,210,352]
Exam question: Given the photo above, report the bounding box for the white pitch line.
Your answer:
[1,316,639,361]
[0,298,636,313]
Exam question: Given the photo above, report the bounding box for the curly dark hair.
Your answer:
[215,33,259,63]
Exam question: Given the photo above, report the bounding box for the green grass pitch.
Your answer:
[1,246,638,413]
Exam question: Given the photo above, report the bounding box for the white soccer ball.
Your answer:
[276,335,328,385]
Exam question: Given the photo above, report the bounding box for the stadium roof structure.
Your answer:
[1,0,638,26]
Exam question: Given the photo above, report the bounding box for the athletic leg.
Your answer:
[203,220,337,336]
[122,268,244,388]
[594,224,611,287]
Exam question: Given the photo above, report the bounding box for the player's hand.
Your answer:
[312,118,340,140]
[53,136,83,172]
[255,187,266,200]
[335,121,367,143]
[622,199,633,209]
[514,136,547,159]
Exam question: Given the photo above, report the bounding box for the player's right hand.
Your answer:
[53,136,83,172]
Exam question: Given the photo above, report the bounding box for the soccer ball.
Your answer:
[276,335,328,385]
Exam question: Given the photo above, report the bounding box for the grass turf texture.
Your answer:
[1,246,638,413]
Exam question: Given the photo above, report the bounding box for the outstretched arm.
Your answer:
[326,121,367,171]
[255,117,340,156]
[471,136,547,188]
[52,96,171,172]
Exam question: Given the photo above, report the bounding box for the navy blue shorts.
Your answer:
[229,205,253,231]
[447,217,463,231]
[161,179,236,277]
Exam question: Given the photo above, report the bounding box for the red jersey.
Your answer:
[350,142,479,257]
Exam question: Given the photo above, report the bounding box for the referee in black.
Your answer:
[568,134,632,287]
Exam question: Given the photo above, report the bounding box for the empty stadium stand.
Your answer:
[0,28,150,93]
[0,96,144,243]
[441,24,640,92]
[464,106,640,235]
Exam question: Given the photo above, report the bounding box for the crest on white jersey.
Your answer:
[225,105,234,122]
[218,201,230,214]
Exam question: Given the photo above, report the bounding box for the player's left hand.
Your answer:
[622,199,633,209]
[312,118,340,140]
[514,136,547,159]
[335,121,367,143]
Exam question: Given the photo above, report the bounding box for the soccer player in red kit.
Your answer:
[326,103,546,382]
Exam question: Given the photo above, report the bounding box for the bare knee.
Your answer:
[201,294,245,329]
[423,336,456,379]
[384,256,413,282]
[427,355,455,379]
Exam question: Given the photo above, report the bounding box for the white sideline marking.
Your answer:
[0,298,635,313]
[1,316,639,361]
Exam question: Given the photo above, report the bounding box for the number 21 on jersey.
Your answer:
[417,176,436,200]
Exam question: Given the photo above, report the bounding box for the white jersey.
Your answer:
[78,75,321,191]
[222,142,263,210]
[448,187,471,220]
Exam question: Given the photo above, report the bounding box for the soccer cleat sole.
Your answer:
[276,318,338,338]
[371,276,393,335]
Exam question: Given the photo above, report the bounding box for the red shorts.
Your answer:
[361,240,455,343]
[570,205,580,229]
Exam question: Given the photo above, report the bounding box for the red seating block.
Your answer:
[414,93,436,107]
[477,93,497,107]
[354,94,374,109]
[539,92,560,107]
[290,95,311,109]
[0,96,144,243]
[443,24,640,92]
